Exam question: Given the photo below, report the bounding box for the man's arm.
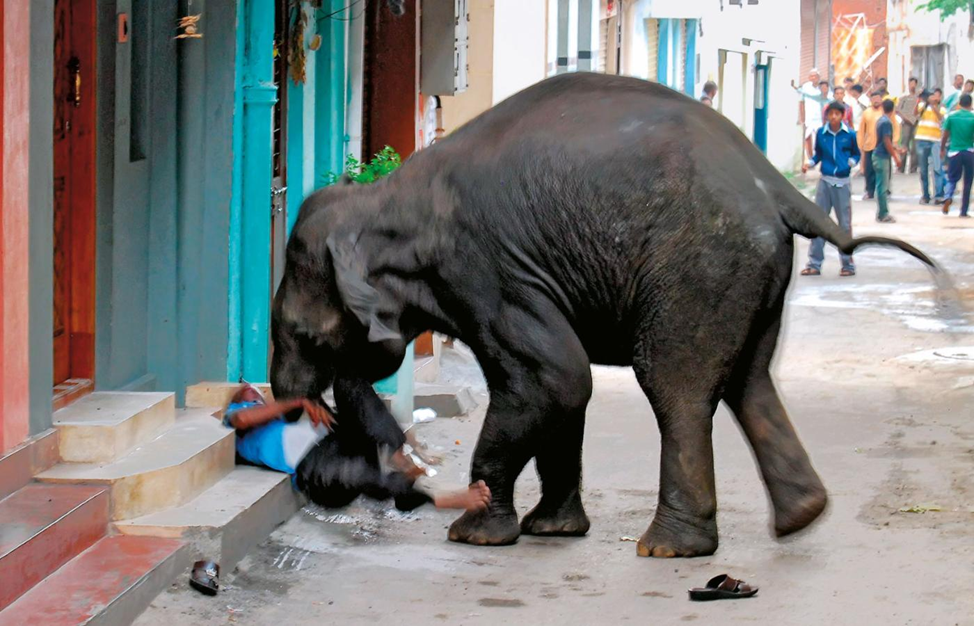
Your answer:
[799,99,805,126]
[849,132,862,166]
[884,134,903,169]
[803,129,823,173]
[228,398,334,431]
[941,127,951,160]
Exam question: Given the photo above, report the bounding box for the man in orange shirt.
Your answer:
[858,90,901,199]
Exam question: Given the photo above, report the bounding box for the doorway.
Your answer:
[52,0,96,406]
[270,0,289,297]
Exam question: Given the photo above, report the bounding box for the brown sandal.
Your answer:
[688,574,759,601]
[800,268,821,276]
[839,269,855,277]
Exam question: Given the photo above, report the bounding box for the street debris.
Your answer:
[619,536,639,542]
[898,504,943,513]
[189,559,220,596]
[413,407,437,423]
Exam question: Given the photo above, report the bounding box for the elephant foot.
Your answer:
[636,508,717,558]
[520,491,590,536]
[774,487,828,537]
[448,508,520,546]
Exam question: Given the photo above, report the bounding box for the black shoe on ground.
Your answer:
[934,198,945,205]
[876,214,897,223]
[920,197,931,205]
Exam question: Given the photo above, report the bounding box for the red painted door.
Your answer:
[53,0,96,393]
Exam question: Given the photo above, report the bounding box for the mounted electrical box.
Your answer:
[421,0,468,96]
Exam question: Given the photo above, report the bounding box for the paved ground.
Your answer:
[138,171,974,626]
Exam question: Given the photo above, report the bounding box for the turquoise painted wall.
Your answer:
[91,0,237,402]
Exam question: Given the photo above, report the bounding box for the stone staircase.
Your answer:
[0,391,300,625]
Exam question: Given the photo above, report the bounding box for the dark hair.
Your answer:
[851,83,863,93]
[700,95,712,103]
[703,80,717,95]
[833,84,845,91]
[882,99,895,113]
[909,76,919,84]
[966,79,974,87]
[878,77,887,83]
[870,89,884,98]
[919,89,932,100]
[961,93,973,108]
[825,101,846,116]
[844,76,854,83]
[818,80,830,87]
[934,87,944,95]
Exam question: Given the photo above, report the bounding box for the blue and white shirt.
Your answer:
[223,402,329,474]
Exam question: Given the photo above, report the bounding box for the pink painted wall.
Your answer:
[0,0,32,452]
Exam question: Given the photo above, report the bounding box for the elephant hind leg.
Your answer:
[723,311,827,537]
[633,361,723,558]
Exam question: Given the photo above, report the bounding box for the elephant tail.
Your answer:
[779,188,940,271]
[778,189,966,318]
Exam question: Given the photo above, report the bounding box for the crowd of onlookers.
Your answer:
[789,69,971,276]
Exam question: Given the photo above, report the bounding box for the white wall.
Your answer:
[493,0,547,104]
[695,0,803,171]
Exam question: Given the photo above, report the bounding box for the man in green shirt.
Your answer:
[940,93,974,217]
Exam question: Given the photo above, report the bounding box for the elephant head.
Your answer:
[270,184,410,404]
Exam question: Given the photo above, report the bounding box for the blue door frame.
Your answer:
[753,63,770,154]
[230,0,276,382]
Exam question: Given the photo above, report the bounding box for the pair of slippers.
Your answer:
[688,574,758,601]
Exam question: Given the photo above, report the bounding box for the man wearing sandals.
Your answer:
[801,101,861,277]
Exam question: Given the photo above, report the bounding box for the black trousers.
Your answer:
[294,376,431,511]
[863,150,876,195]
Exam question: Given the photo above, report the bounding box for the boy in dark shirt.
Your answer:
[873,99,904,223]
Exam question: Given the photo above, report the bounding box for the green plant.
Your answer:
[325,146,402,185]
[916,0,973,19]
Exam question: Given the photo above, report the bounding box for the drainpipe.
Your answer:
[240,0,277,382]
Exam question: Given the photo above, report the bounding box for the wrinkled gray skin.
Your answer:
[271,73,937,557]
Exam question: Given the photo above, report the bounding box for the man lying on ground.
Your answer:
[222,383,491,512]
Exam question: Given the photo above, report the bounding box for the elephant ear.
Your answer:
[326,234,401,343]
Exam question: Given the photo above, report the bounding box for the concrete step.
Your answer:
[37,410,234,520]
[0,535,187,626]
[0,429,59,500]
[116,465,303,569]
[0,483,109,610]
[185,381,273,408]
[53,392,175,463]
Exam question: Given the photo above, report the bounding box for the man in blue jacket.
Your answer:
[801,100,862,277]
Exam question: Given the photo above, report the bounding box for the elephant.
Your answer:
[270,72,938,557]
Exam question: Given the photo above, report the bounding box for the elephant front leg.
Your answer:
[448,307,593,546]
[520,405,591,537]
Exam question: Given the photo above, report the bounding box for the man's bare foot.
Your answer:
[433,481,491,512]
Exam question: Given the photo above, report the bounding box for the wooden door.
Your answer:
[53,0,96,389]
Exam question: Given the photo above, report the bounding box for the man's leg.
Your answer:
[864,150,876,196]
[917,141,931,201]
[944,153,963,214]
[834,183,855,272]
[806,179,830,271]
[932,146,946,201]
[295,438,434,511]
[873,153,891,219]
[962,151,974,216]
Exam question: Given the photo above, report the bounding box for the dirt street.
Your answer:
[138,172,974,626]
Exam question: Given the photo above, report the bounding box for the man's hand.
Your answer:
[802,163,809,173]
[303,399,336,431]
